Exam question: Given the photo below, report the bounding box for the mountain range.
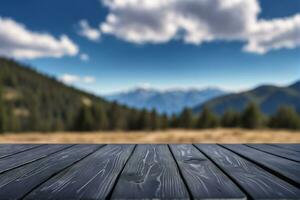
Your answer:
[104,88,226,115]
[193,81,300,115]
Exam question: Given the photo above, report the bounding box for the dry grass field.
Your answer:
[0,129,300,143]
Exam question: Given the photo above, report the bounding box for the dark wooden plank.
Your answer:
[196,144,300,199]
[0,144,103,199]
[0,144,41,159]
[247,144,300,162]
[169,144,246,199]
[111,145,189,199]
[269,144,300,152]
[223,144,300,186]
[25,145,135,200]
[0,144,72,173]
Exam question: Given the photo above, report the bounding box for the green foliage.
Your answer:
[241,102,264,129]
[170,114,179,128]
[149,109,160,130]
[195,82,300,115]
[92,103,109,130]
[178,108,194,129]
[137,109,151,130]
[196,106,219,129]
[160,114,169,130]
[0,58,157,132]
[73,105,95,131]
[126,109,140,130]
[108,102,127,130]
[221,110,241,128]
[269,106,300,130]
[1,57,299,133]
[0,84,5,133]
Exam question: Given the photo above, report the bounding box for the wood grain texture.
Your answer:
[0,144,299,200]
[0,144,72,173]
[247,144,300,162]
[111,144,189,199]
[25,145,135,200]
[270,144,300,152]
[223,144,300,186]
[0,144,103,199]
[196,144,300,199]
[169,144,246,199]
[0,144,41,159]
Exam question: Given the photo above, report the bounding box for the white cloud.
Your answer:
[60,74,80,84]
[80,53,90,61]
[78,19,101,41]
[99,0,300,54]
[60,74,96,84]
[82,76,96,84]
[0,17,79,59]
[244,14,300,54]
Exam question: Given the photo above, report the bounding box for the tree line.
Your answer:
[1,86,300,132]
[70,102,300,131]
[0,57,300,133]
[173,103,300,130]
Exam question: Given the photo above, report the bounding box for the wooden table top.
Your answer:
[0,144,299,199]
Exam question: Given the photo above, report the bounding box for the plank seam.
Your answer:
[0,144,44,160]
[106,144,137,200]
[0,144,76,175]
[269,144,300,153]
[167,145,193,200]
[245,144,300,163]
[220,144,300,189]
[21,144,106,199]
[193,144,252,200]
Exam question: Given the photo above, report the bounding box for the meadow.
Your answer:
[1,128,299,143]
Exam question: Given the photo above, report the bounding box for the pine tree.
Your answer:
[73,105,95,131]
[196,106,219,129]
[179,108,194,129]
[138,109,151,130]
[221,110,240,128]
[269,106,300,130]
[108,102,127,130]
[0,85,5,133]
[160,113,169,130]
[170,114,179,128]
[150,109,160,130]
[92,103,109,130]
[28,97,40,131]
[241,102,264,129]
[127,109,140,130]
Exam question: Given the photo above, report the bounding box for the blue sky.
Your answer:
[0,0,299,94]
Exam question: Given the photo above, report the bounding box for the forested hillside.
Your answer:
[0,57,299,133]
[193,82,300,115]
[0,58,167,132]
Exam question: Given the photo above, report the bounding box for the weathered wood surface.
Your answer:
[0,144,41,159]
[25,145,135,200]
[270,144,300,152]
[0,144,72,173]
[196,144,300,199]
[247,144,300,162]
[0,144,299,200]
[0,144,103,199]
[111,144,189,199]
[169,144,245,199]
[223,144,300,186]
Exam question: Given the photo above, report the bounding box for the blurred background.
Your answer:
[0,0,299,143]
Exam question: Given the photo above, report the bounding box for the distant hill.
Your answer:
[105,87,226,115]
[0,58,154,132]
[193,81,300,115]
